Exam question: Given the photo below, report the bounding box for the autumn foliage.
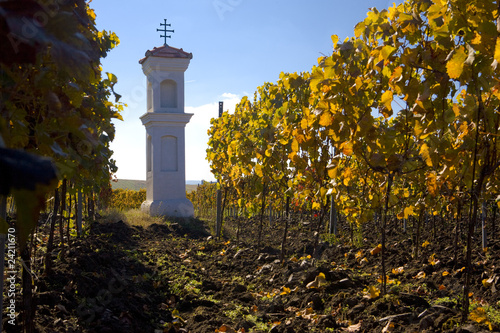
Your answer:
[206,0,500,321]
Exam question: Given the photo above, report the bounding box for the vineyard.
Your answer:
[205,0,500,328]
[1,0,500,332]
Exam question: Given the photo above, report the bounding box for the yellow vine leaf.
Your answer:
[366,285,380,299]
[495,37,500,63]
[390,66,403,83]
[381,90,393,112]
[281,286,291,295]
[404,206,414,219]
[327,166,338,179]
[380,45,396,61]
[255,164,263,177]
[482,276,495,288]
[446,46,467,79]
[370,244,382,256]
[422,240,430,248]
[341,141,354,156]
[342,166,352,186]
[429,253,439,265]
[482,279,492,288]
[291,138,299,152]
[354,22,365,38]
[319,112,333,127]
[331,34,339,48]
[355,77,363,90]
[413,120,423,138]
[392,267,404,275]
[420,143,433,167]
[426,172,438,197]
[469,307,493,331]
[87,8,96,21]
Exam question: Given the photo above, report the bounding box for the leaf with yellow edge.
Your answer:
[426,172,438,197]
[404,206,414,219]
[413,120,424,138]
[469,307,493,330]
[442,271,450,277]
[390,66,403,83]
[482,279,492,288]
[482,276,495,288]
[331,34,339,48]
[319,112,333,127]
[87,8,96,21]
[429,253,440,265]
[495,37,500,63]
[380,45,396,61]
[281,286,291,295]
[255,164,263,177]
[366,285,380,299]
[420,143,433,167]
[355,77,363,90]
[370,244,382,256]
[446,46,467,79]
[354,22,365,38]
[327,166,338,179]
[306,272,327,289]
[381,90,393,112]
[341,141,353,156]
[291,138,299,152]
[392,267,404,275]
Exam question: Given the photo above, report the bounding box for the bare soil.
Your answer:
[4,213,499,333]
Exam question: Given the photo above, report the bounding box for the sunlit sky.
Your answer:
[92,0,398,182]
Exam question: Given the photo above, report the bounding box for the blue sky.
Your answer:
[91,0,398,181]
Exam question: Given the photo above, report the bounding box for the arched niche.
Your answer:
[161,135,178,172]
[160,79,177,109]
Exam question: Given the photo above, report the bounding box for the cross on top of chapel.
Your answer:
[157,19,174,46]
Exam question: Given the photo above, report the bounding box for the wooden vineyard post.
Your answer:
[482,202,487,250]
[215,190,222,239]
[328,147,337,235]
[215,101,223,239]
[77,189,83,237]
[492,204,497,240]
[329,196,337,235]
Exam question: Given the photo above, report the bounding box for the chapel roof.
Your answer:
[139,45,193,64]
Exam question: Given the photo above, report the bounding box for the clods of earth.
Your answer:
[5,214,500,332]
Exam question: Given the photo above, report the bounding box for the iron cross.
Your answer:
[157,19,174,46]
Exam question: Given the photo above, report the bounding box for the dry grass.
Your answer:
[101,208,167,228]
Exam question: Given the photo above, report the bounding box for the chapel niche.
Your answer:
[160,79,177,109]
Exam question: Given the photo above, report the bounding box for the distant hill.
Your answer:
[112,179,198,193]
[111,179,146,191]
